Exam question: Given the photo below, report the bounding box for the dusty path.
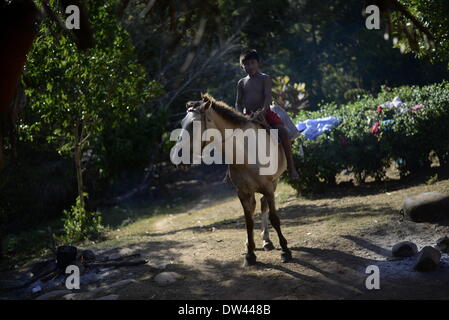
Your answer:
[99,172,449,300]
[3,165,449,300]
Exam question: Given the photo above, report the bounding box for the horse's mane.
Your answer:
[202,93,270,129]
[202,93,249,125]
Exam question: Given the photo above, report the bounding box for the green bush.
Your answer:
[59,194,104,243]
[288,81,449,194]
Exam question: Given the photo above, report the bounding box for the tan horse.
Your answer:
[173,93,292,266]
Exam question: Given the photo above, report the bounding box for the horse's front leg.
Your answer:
[260,196,274,251]
[238,191,257,266]
[264,192,292,262]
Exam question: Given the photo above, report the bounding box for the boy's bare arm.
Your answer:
[235,79,244,113]
[262,75,272,112]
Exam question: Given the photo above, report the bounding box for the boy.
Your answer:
[223,49,299,183]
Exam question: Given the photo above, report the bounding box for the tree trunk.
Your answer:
[74,122,85,209]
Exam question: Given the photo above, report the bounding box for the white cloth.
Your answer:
[381,96,406,109]
[296,116,341,140]
[270,105,300,140]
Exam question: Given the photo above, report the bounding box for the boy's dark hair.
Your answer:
[240,49,259,64]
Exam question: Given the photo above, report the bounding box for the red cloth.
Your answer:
[371,121,380,135]
[264,108,284,126]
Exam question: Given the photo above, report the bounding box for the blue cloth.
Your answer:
[382,119,394,131]
[296,116,341,140]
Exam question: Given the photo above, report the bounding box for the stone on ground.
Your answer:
[402,192,449,222]
[392,241,418,258]
[436,236,449,253]
[154,272,182,285]
[413,246,441,272]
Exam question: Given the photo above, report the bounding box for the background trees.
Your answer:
[0,0,448,250]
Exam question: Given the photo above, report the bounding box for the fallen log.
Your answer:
[85,260,148,268]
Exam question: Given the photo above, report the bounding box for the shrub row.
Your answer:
[287,81,449,194]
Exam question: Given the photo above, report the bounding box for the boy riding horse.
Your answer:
[223,49,299,183]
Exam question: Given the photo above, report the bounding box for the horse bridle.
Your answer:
[187,103,208,152]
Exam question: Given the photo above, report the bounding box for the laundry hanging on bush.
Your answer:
[410,104,426,111]
[371,119,395,135]
[296,116,341,140]
[376,96,408,114]
[372,97,428,135]
[376,97,427,114]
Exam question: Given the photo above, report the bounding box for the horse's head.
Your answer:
[171,95,213,171]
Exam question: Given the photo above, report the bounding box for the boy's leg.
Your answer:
[272,124,299,180]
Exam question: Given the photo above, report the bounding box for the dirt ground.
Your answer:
[2,164,449,300]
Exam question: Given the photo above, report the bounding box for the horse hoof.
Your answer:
[281,249,292,263]
[243,253,257,267]
[263,242,275,251]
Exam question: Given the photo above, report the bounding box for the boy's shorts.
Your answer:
[265,108,284,126]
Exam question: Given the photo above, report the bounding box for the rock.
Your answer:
[63,293,81,300]
[392,241,418,257]
[36,289,72,300]
[146,261,167,270]
[436,236,449,253]
[402,192,449,222]
[414,246,441,272]
[154,272,182,285]
[96,294,119,300]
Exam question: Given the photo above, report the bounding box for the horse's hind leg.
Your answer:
[238,191,257,266]
[260,196,274,251]
[264,192,292,262]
